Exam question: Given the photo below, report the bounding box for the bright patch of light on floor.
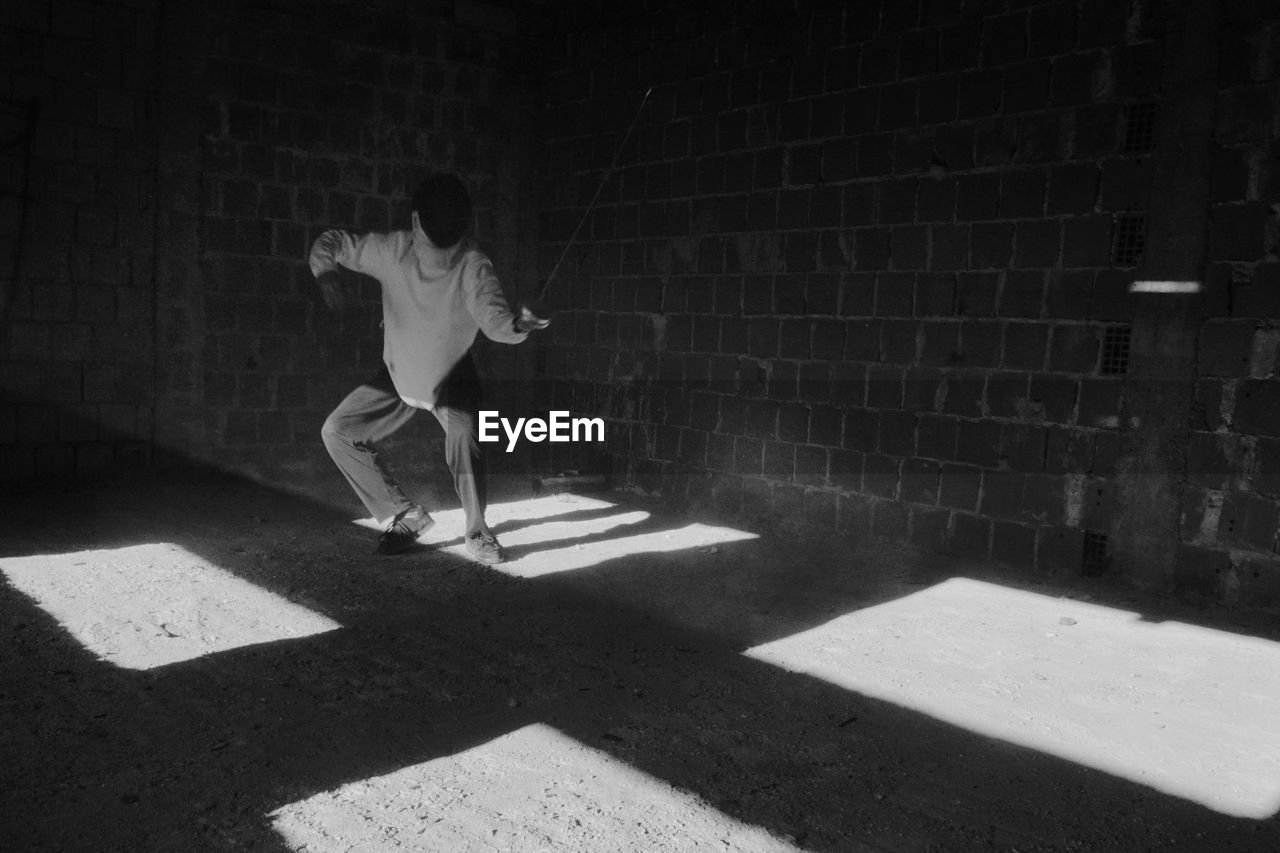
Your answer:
[0,543,341,670]
[351,494,621,534]
[745,577,1280,819]
[270,723,799,852]
[354,494,757,577]
[498,522,757,578]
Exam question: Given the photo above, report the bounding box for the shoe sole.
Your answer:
[374,517,436,556]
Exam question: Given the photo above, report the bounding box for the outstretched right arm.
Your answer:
[309,230,387,311]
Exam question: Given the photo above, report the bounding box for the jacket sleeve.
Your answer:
[464,256,529,345]
[308,229,391,278]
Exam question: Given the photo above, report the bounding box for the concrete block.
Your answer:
[1045,427,1093,474]
[987,372,1029,418]
[881,319,919,364]
[803,487,838,529]
[1078,0,1127,47]
[956,272,998,316]
[911,505,950,549]
[891,225,928,270]
[838,491,873,535]
[1030,377,1078,423]
[877,272,916,316]
[1238,555,1280,609]
[1049,324,1099,373]
[999,168,1046,218]
[838,273,874,317]
[879,82,918,130]
[879,409,918,456]
[1002,322,1048,369]
[917,414,959,460]
[930,224,970,271]
[1219,491,1280,552]
[940,19,982,70]
[843,408,878,452]
[1255,437,1280,498]
[1013,219,1061,268]
[1187,431,1240,490]
[872,498,910,538]
[777,403,809,444]
[955,320,998,367]
[864,454,901,499]
[1029,1,1076,56]
[967,222,1012,270]
[1209,203,1268,262]
[954,174,997,223]
[993,520,1037,567]
[998,270,1039,317]
[1232,263,1280,318]
[955,417,1001,466]
[850,227,890,273]
[807,404,841,447]
[901,457,941,504]
[940,463,982,509]
[879,178,918,224]
[733,436,763,475]
[1004,59,1051,114]
[917,176,957,222]
[828,448,863,491]
[958,68,1003,118]
[920,321,959,366]
[1037,525,1085,574]
[904,366,945,411]
[981,470,1023,519]
[867,364,905,409]
[950,511,992,557]
[1002,423,1047,471]
[1174,544,1230,600]
[706,433,735,472]
[1235,379,1280,436]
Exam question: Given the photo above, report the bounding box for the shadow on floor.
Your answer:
[2,471,1278,851]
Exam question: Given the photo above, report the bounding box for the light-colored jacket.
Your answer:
[309,228,527,408]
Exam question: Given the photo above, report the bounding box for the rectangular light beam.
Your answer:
[746,577,1280,819]
[1,543,341,670]
[271,723,798,852]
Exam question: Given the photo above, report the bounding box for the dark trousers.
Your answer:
[320,357,489,537]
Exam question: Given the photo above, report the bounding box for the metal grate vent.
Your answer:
[1082,531,1110,576]
[1100,325,1131,375]
[1121,101,1160,155]
[1112,213,1145,266]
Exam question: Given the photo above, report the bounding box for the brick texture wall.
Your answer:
[1,0,543,496]
[190,0,542,489]
[536,0,1280,605]
[1,0,161,483]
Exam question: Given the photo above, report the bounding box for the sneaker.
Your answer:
[375,506,435,555]
[465,531,505,564]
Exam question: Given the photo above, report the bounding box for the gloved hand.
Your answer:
[515,300,552,333]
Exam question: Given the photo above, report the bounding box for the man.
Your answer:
[311,172,549,562]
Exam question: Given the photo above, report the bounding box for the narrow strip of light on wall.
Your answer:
[1130,280,1203,293]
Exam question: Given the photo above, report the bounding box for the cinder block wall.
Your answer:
[1,0,542,494]
[535,0,1280,603]
[185,0,542,489]
[1,1,161,482]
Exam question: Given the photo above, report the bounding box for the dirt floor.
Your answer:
[3,471,1280,852]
